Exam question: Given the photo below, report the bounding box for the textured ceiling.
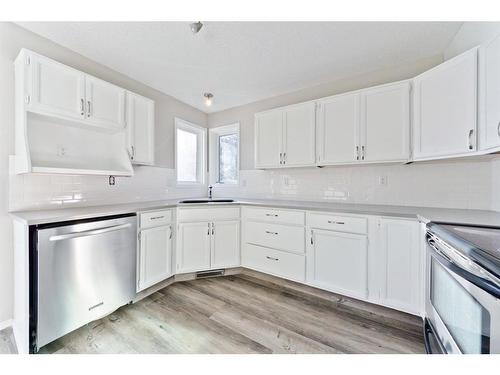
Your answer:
[17,22,462,113]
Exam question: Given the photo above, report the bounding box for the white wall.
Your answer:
[0,22,208,324]
[445,22,500,59]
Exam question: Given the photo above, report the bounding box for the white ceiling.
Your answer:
[17,22,463,113]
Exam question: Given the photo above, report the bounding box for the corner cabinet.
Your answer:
[479,33,500,152]
[412,47,478,160]
[254,102,316,168]
[126,92,155,165]
[176,207,240,274]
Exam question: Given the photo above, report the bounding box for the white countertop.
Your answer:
[10,197,500,227]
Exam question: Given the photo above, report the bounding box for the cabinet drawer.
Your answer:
[307,213,367,234]
[245,221,305,254]
[242,207,305,225]
[140,210,172,228]
[177,207,240,222]
[242,244,305,282]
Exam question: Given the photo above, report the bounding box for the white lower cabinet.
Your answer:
[137,225,173,292]
[177,221,212,273]
[307,229,368,300]
[377,218,422,315]
[211,220,241,269]
[176,207,241,273]
[242,244,305,282]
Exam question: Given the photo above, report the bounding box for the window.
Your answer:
[175,118,206,185]
[209,123,239,185]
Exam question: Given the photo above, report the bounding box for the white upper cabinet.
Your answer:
[413,48,478,160]
[28,53,86,121]
[317,92,360,164]
[85,76,126,129]
[283,102,316,166]
[361,81,410,162]
[255,110,283,168]
[479,33,500,151]
[126,92,155,165]
[254,102,316,168]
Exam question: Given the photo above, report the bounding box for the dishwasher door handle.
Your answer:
[49,223,133,241]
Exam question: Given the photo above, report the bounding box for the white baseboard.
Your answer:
[0,319,13,331]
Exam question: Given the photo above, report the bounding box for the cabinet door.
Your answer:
[283,102,316,166]
[307,229,368,299]
[177,222,211,273]
[211,220,240,269]
[30,53,85,120]
[361,82,410,162]
[85,76,126,129]
[138,225,172,292]
[413,48,478,159]
[479,33,500,151]
[254,110,283,168]
[317,93,360,164]
[378,219,422,315]
[127,92,155,165]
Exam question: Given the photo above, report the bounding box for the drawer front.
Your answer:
[177,207,240,222]
[140,210,172,228]
[242,243,305,282]
[245,221,305,254]
[242,206,305,225]
[307,213,367,234]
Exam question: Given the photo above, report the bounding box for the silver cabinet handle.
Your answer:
[283,152,286,164]
[87,100,92,117]
[355,145,360,160]
[49,223,132,241]
[265,213,278,217]
[80,98,85,116]
[150,216,164,220]
[131,145,135,160]
[361,145,365,160]
[468,129,474,150]
[266,256,279,261]
[169,225,173,239]
[207,223,210,235]
[265,230,278,235]
[279,152,283,165]
[212,222,215,235]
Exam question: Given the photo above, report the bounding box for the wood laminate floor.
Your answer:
[1,273,425,354]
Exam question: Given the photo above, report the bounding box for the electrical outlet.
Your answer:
[57,145,67,157]
[378,176,388,186]
[109,176,116,186]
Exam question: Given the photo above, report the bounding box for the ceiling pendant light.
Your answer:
[190,21,203,34]
[204,93,213,107]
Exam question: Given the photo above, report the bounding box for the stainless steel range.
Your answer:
[424,223,500,354]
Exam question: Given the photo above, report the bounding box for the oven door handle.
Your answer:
[429,239,500,299]
[423,318,446,354]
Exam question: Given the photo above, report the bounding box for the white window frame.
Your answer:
[175,117,207,186]
[209,123,240,186]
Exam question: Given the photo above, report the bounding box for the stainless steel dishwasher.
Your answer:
[35,214,137,350]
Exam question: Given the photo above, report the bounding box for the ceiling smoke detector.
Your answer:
[190,21,203,34]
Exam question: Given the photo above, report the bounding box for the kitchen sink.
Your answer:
[179,199,235,204]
